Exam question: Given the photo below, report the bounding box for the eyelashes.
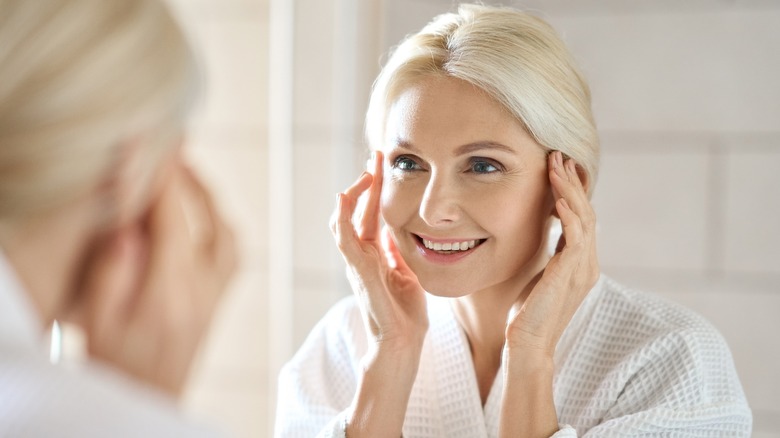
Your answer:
[392,155,422,172]
[468,158,503,174]
[390,154,505,175]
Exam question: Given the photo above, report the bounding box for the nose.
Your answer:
[419,170,462,227]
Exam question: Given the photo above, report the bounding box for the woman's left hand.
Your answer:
[499,151,599,437]
[505,150,600,359]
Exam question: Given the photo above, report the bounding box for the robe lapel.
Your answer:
[403,295,489,438]
[483,367,503,438]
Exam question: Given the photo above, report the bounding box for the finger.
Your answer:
[343,171,373,201]
[146,165,189,251]
[178,166,238,283]
[178,166,219,250]
[550,158,594,229]
[359,151,384,241]
[82,227,145,350]
[548,152,563,202]
[331,192,363,260]
[564,159,597,236]
[556,197,584,251]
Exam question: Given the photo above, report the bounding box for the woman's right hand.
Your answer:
[330,150,428,354]
[329,150,427,437]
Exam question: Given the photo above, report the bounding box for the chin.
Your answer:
[416,274,476,298]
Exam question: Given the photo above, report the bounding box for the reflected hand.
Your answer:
[77,163,237,397]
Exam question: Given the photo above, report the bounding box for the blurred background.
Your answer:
[158,0,779,436]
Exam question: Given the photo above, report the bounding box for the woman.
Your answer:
[276,4,751,438]
[0,0,235,436]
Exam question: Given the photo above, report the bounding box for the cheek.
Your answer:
[380,177,421,229]
[478,179,553,239]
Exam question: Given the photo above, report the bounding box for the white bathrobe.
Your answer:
[0,251,223,437]
[275,275,752,437]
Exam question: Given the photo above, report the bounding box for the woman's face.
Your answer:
[380,76,555,297]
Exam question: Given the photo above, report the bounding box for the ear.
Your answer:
[101,133,183,229]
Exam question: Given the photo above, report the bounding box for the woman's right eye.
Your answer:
[392,156,422,172]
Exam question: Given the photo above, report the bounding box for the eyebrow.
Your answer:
[395,139,516,155]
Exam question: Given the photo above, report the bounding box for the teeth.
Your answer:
[422,238,481,252]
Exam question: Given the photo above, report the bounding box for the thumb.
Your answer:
[82,227,144,351]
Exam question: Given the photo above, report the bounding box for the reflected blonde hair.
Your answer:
[366,4,599,193]
[0,0,198,221]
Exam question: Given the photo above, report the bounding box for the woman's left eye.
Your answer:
[469,159,501,174]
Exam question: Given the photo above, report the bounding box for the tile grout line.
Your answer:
[705,141,727,277]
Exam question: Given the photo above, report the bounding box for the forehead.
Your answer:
[384,76,541,157]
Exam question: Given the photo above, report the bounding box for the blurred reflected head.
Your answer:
[365,3,600,195]
[0,0,198,227]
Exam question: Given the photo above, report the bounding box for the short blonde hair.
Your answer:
[0,0,198,221]
[366,4,599,193]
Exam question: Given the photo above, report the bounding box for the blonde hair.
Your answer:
[0,0,198,221]
[366,4,599,193]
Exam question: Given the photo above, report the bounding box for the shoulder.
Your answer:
[280,295,365,379]
[591,275,729,347]
[556,276,750,432]
[299,295,364,352]
[0,348,222,437]
[586,276,747,407]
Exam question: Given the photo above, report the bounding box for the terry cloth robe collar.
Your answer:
[404,277,607,438]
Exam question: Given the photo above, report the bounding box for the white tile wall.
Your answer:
[549,10,780,133]
[594,147,710,271]
[292,141,348,277]
[292,0,337,131]
[723,149,780,274]
[194,19,269,128]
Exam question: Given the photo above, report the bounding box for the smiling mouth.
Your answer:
[414,235,487,254]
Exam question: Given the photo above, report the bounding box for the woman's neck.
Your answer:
[0,202,97,329]
[450,246,551,404]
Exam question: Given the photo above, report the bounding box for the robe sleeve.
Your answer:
[274,297,362,438]
[554,324,752,437]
